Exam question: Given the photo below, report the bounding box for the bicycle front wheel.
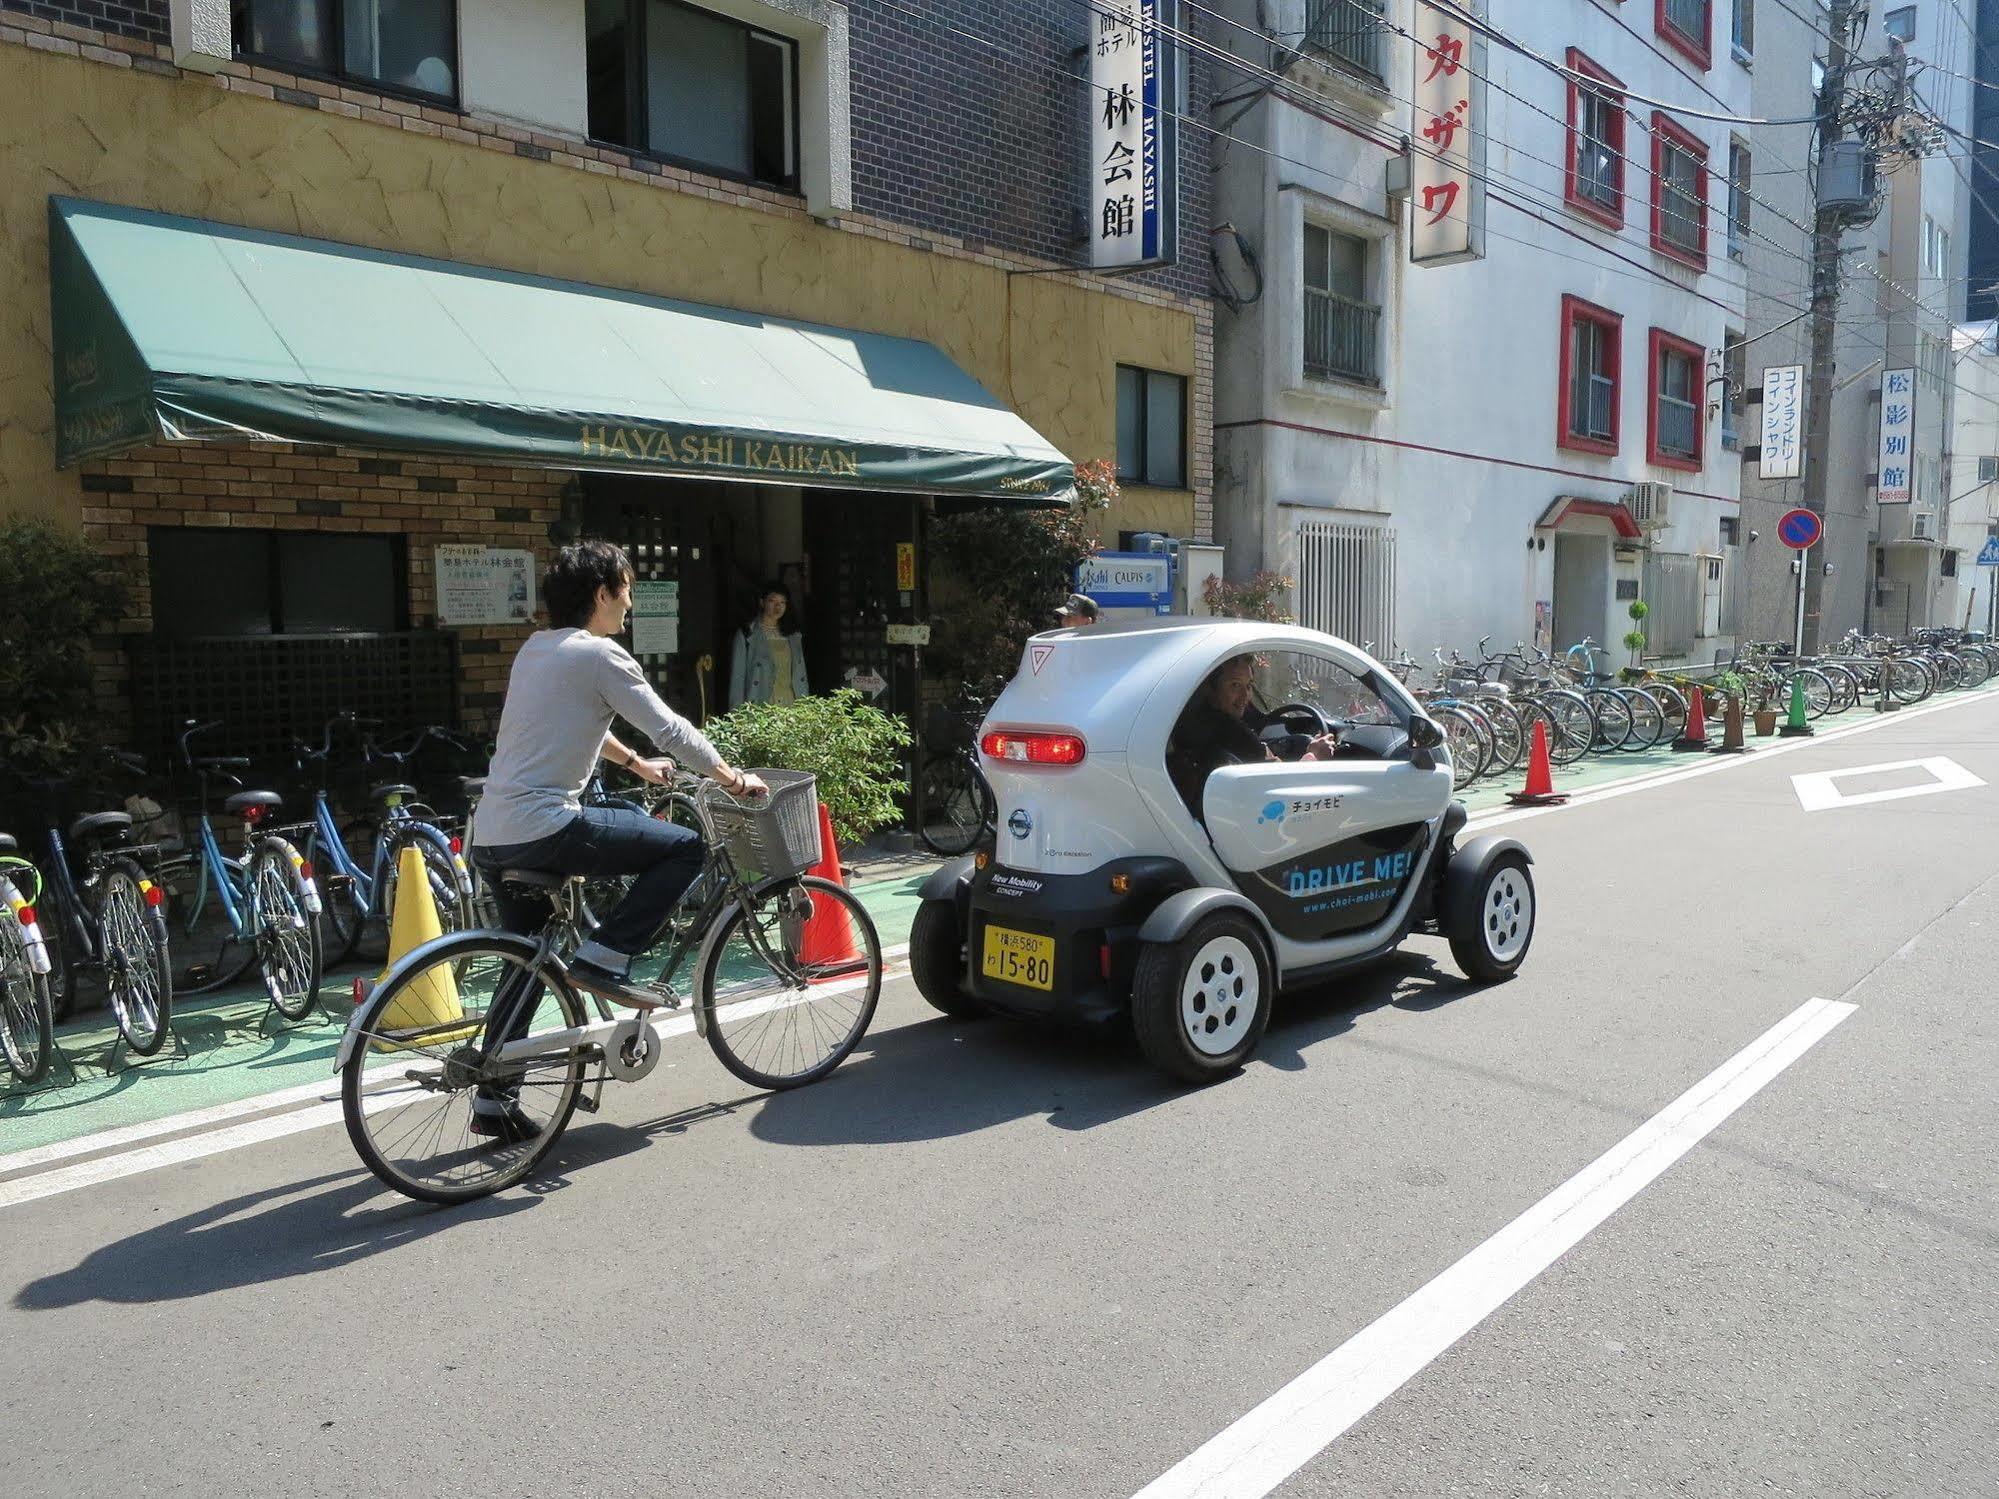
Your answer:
[697,875,882,1090]
[0,900,53,1085]
[1534,691,1595,765]
[98,858,172,1056]
[342,933,588,1204]
[247,840,323,1020]
[1613,688,1665,751]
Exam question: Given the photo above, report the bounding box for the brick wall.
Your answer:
[848,0,1214,305]
[0,0,161,44]
[78,443,563,734]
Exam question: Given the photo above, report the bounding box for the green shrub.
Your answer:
[0,519,126,779]
[704,688,911,845]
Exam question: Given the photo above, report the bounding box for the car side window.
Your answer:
[1252,651,1396,726]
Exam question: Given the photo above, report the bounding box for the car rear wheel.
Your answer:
[1447,853,1535,983]
[909,900,984,1018]
[1130,911,1271,1084]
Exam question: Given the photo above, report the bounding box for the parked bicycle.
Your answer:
[0,836,57,1084]
[2,748,173,1057]
[916,688,998,857]
[166,722,325,1018]
[340,768,882,1203]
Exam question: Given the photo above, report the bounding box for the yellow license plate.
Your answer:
[981,924,1056,992]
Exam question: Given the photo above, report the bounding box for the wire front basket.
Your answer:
[703,769,822,881]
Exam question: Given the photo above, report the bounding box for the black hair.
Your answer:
[544,540,633,629]
[751,578,801,636]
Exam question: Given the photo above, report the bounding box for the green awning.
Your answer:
[48,197,1072,503]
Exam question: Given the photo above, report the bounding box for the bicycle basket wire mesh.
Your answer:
[705,769,822,879]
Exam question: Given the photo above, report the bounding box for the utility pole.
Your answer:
[1796,0,1864,656]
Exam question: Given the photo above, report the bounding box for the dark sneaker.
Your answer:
[564,960,680,1011]
[469,1099,543,1146]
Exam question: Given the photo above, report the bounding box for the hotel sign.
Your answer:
[1090,0,1177,270]
[1876,369,1915,505]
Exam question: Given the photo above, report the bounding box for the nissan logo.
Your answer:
[1007,808,1033,840]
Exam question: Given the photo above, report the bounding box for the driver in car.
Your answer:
[1167,654,1339,814]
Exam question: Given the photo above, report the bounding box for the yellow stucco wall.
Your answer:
[0,43,1197,537]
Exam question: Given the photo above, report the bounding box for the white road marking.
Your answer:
[1790,756,1985,811]
[0,945,908,1207]
[1131,996,1858,1499]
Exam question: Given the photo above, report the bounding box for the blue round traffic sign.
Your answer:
[1777,508,1822,550]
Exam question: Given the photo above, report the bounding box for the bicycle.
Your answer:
[292,716,476,968]
[916,689,997,856]
[4,748,174,1056]
[340,769,883,1203]
[0,836,58,1084]
[165,722,325,1019]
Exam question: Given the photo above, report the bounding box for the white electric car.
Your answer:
[909,618,1536,1083]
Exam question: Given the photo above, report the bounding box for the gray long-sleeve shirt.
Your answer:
[471,628,723,849]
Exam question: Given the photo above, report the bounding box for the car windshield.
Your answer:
[1250,650,1397,726]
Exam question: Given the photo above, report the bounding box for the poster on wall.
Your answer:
[631,580,680,656]
[1533,600,1552,654]
[437,544,536,626]
[1088,0,1177,270]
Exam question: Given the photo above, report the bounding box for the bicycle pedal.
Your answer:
[573,1092,600,1114]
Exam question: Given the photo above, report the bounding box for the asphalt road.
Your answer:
[2,691,1995,1498]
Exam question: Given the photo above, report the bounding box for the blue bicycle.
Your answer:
[292,716,475,969]
[167,722,324,1018]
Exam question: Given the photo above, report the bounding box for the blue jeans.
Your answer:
[470,807,703,1114]
[474,804,704,972]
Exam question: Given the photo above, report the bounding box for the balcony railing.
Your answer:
[1304,0,1386,81]
[1305,286,1382,384]
[1657,393,1699,458]
[1571,371,1615,442]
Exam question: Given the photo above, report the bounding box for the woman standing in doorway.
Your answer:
[729,579,810,707]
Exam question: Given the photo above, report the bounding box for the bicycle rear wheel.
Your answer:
[1473,696,1527,777]
[97,858,172,1055]
[697,874,882,1090]
[248,839,323,1020]
[917,753,989,857]
[1613,688,1665,751]
[1527,692,1594,766]
[1432,706,1487,789]
[0,899,53,1085]
[1587,690,1634,751]
[1648,683,1689,742]
[341,933,588,1203]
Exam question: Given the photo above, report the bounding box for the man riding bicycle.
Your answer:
[471,540,766,1139]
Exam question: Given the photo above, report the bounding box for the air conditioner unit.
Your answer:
[1627,482,1673,529]
[1912,510,1936,540]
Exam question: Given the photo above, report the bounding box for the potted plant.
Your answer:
[1622,600,1649,672]
[1710,670,1747,722]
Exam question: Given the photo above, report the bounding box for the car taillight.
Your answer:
[980,729,1086,766]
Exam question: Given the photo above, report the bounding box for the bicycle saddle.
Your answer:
[68,811,133,845]
[370,782,420,802]
[224,790,284,816]
[499,868,580,890]
[0,833,16,855]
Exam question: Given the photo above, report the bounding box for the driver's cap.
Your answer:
[1057,592,1100,624]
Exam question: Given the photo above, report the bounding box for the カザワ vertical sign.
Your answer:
[1410,0,1485,266]
[1090,0,1177,270]
[1876,368,1915,505]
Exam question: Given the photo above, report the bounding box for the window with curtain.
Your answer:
[231,0,457,101]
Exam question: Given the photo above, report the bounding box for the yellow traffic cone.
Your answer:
[377,842,464,1033]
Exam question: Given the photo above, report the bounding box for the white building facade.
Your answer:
[1211,0,1748,670]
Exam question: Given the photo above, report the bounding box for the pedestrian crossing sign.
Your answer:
[1979,538,1999,567]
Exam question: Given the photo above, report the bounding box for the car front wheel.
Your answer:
[1447,853,1535,983]
[1131,911,1271,1084]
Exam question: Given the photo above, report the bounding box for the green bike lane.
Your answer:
[0,691,1961,1159]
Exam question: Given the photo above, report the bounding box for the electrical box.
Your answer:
[1820,141,1877,218]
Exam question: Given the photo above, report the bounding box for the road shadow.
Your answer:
[746,944,1483,1147]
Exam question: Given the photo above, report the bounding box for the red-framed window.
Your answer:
[1646,327,1706,471]
[1650,111,1708,267]
[1564,49,1625,227]
[1557,295,1623,456]
[1656,0,1712,70]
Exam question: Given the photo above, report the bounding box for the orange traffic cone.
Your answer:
[1507,719,1569,806]
[796,801,866,977]
[1673,684,1709,752]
